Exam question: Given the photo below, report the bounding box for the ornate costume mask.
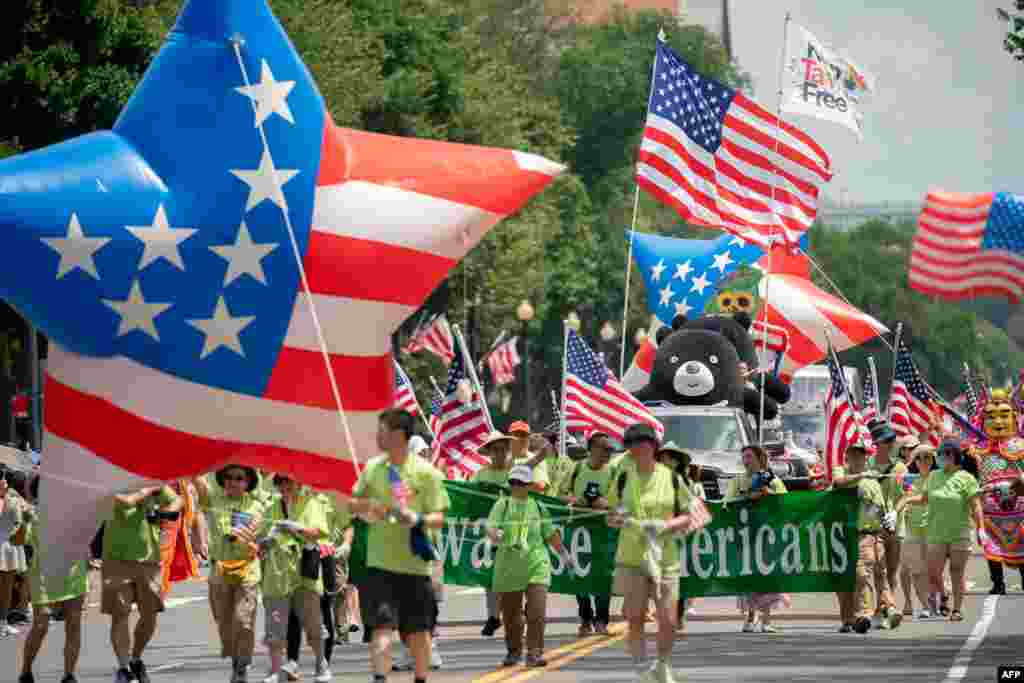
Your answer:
[983,389,1017,440]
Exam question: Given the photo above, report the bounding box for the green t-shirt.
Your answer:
[607,461,690,576]
[905,476,929,540]
[324,493,352,546]
[833,467,887,532]
[544,452,575,496]
[561,460,616,503]
[199,485,269,585]
[726,472,788,498]
[515,453,550,490]
[487,496,556,593]
[29,523,88,605]
[260,490,330,598]
[103,486,178,564]
[925,469,980,544]
[353,454,450,577]
[870,458,909,538]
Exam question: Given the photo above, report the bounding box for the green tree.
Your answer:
[998,2,1024,61]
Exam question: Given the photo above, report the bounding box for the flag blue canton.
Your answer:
[566,330,610,387]
[982,192,1024,253]
[827,352,847,399]
[862,367,875,406]
[444,336,469,395]
[430,389,444,417]
[651,41,737,155]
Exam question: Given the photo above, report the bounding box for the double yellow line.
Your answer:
[471,623,627,683]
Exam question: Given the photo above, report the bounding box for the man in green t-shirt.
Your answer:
[867,419,911,625]
[560,431,615,636]
[349,409,450,683]
[100,484,182,683]
[469,431,514,637]
[832,443,900,634]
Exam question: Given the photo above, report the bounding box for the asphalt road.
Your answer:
[3,556,1022,683]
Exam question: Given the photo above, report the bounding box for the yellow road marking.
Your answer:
[471,624,626,683]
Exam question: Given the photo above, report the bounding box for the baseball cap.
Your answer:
[508,464,533,484]
[868,419,897,444]
[508,421,531,435]
[622,423,659,447]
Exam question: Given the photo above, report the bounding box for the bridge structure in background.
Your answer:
[817,200,922,230]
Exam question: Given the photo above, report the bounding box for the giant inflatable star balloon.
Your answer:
[0,0,562,574]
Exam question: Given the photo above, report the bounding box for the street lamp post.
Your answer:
[600,321,618,367]
[566,311,581,332]
[516,300,535,424]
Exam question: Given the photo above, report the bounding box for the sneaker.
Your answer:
[578,621,594,637]
[885,607,903,630]
[313,658,331,683]
[235,662,249,683]
[651,659,676,683]
[481,617,502,637]
[280,660,300,682]
[525,653,547,668]
[989,582,1007,596]
[872,614,889,630]
[916,609,933,620]
[130,659,150,683]
[759,623,780,633]
[0,623,21,638]
[853,617,872,634]
[348,624,360,633]
[502,653,522,667]
[52,609,65,622]
[18,673,34,683]
[113,669,133,683]
[838,624,853,633]
[61,675,78,683]
[430,643,443,670]
[392,649,414,672]
[262,673,284,683]
[741,621,756,633]
[595,621,609,635]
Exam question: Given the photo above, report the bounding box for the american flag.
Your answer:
[861,362,879,424]
[636,37,832,250]
[428,386,444,438]
[909,191,1024,303]
[889,337,940,445]
[404,314,455,365]
[564,329,664,443]
[486,336,521,386]
[962,365,979,424]
[433,336,490,478]
[388,464,411,508]
[393,361,419,415]
[824,349,872,481]
[9,0,562,575]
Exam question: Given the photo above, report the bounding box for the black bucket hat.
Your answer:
[216,464,259,492]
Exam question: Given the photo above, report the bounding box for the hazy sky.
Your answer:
[685,1,1024,203]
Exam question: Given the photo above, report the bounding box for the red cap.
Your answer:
[508,421,531,435]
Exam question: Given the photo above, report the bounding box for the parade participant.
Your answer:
[159,479,201,597]
[890,436,920,616]
[329,497,356,647]
[867,419,908,627]
[561,431,615,636]
[899,445,937,619]
[728,445,789,633]
[832,443,901,634]
[507,422,550,494]
[471,431,514,637]
[347,409,449,683]
[966,388,1024,594]
[101,483,182,683]
[487,464,571,668]
[535,431,574,496]
[260,474,331,683]
[193,466,268,683]
[898,439,983,622]
[19,475,88,683]
[607,423,704,683]
[0,466,28,638]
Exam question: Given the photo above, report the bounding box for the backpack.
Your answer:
[616,468,683,517]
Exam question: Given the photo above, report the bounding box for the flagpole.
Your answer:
[887,322,904,423]
[398,364,435,439]
[453,323,495,431]
[559,322,571,459]
[620,28,664,380]
[867,356,881,416]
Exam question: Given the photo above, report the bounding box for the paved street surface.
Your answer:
[3,556,1022,683]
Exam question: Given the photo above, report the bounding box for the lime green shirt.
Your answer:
[560,460,615,503]
[199,485,269,585]
[29,523,88,605]
[870,458,909,538]
[905,476,929,540]
[833,466,887,532]
[607,461,689,576]
[260,490,330,598]
[353,454,450,577]
[515,453,550,490]
[487,496,556,593]
[925,469,980,544]
[726,472,788,498]
[324,494,352,546]
[103,486,178,564]
[544,453,574,496]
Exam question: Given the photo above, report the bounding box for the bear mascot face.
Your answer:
[632,312,790,422]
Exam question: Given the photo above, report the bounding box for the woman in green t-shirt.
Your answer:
[898,445,937,619]
[486,464,572,669]
[897,439,983,622]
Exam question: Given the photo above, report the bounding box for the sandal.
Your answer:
[950,610,964,622]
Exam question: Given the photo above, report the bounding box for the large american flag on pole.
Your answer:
[433,336,489,478]
[962,365,979,424]
[486,336,521,386]
[404,314,456,365]
[824,348,872,481]
[393,361,419,415]
[909,191,1024,303]
[636,36,833,249]
[564,329,664,443]
[889,338,939,444]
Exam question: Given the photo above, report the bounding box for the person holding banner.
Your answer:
[486,464,572,668]
[470,431,515,638]
[607,423,706,683]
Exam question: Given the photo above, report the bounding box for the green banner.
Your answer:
[349,482,858,596]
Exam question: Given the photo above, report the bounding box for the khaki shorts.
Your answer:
[613,566,679,618]
[101,560,164,616]
[902,538,928,575]
[927,541,971,559]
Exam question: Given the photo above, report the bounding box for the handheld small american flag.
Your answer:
[909,191,1024,303]
[861,362,879,425]
[434,336,489,478]
[486,337,521,386]
[637,37,832,249]
[388,464,411,509]
[889,337,940,445]
[564,328,664,443]
[825,349,872,480]
[393,361,419,415]
[428,386,444,438]
[404,314,455,365]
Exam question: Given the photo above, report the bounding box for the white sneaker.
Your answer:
[393,651,414,672]
[916,609,933,620]
[262,672,285,683]
[279,660,299,682]
[430,643,443,670]
[742,621,756,633]
[651,659,677,683]
[313,658,332,683]
[0,623,19,638]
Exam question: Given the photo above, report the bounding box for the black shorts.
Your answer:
[359,567,437,636]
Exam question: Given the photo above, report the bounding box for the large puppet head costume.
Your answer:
[982,388,1018,440]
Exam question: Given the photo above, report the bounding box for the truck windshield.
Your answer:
[657,414,745,452]
[781,413,825,451]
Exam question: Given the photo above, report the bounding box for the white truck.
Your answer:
[778,364,864,453]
